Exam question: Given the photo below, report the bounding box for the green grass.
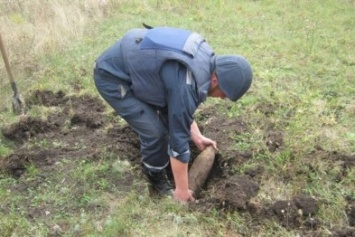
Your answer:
[0,0,354,236]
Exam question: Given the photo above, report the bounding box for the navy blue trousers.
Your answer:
[94,68,170,171]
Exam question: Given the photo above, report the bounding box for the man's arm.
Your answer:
[160,61,215,203]
[171,121,217,203]
[170,157,194,202]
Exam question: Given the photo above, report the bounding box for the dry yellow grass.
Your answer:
[0,0,114,110]
[1,0,110,54]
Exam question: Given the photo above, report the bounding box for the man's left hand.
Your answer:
[195,136,217,151]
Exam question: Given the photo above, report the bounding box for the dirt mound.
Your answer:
[1,90,354,236]
[264,194,319,229]
[216,175,260,210]
[2,116,55,144]
[27,89,68,106]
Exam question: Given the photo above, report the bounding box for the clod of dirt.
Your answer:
[216,175,260,210]
[70,112,104,128]
[1,116,55,144]
[346,198,355,227]
[307,149,355,182]
[0,149,56,177]
[27,89,68,107]
[265,130,284,152]
[244,166,264,180]
[309,150,355,170]
[228,152,253,167]
[331,227,355,237]
[107,126,139,148]
[265,194,319,229]
[256,103,277,116]
[0,154,26,177]
[294,194,319,216]
[67,94,106,113]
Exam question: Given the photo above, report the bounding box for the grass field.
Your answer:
[0,0,354,236]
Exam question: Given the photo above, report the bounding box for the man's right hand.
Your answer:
[173,189,195,203]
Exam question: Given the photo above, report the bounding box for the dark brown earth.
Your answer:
[1,90,354,236]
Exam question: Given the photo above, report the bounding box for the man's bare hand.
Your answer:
[173,189,195,203]
[195,135,217,151]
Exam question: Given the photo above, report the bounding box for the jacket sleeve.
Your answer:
[160,61,199,163]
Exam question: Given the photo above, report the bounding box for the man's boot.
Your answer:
[142,166,173,196]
